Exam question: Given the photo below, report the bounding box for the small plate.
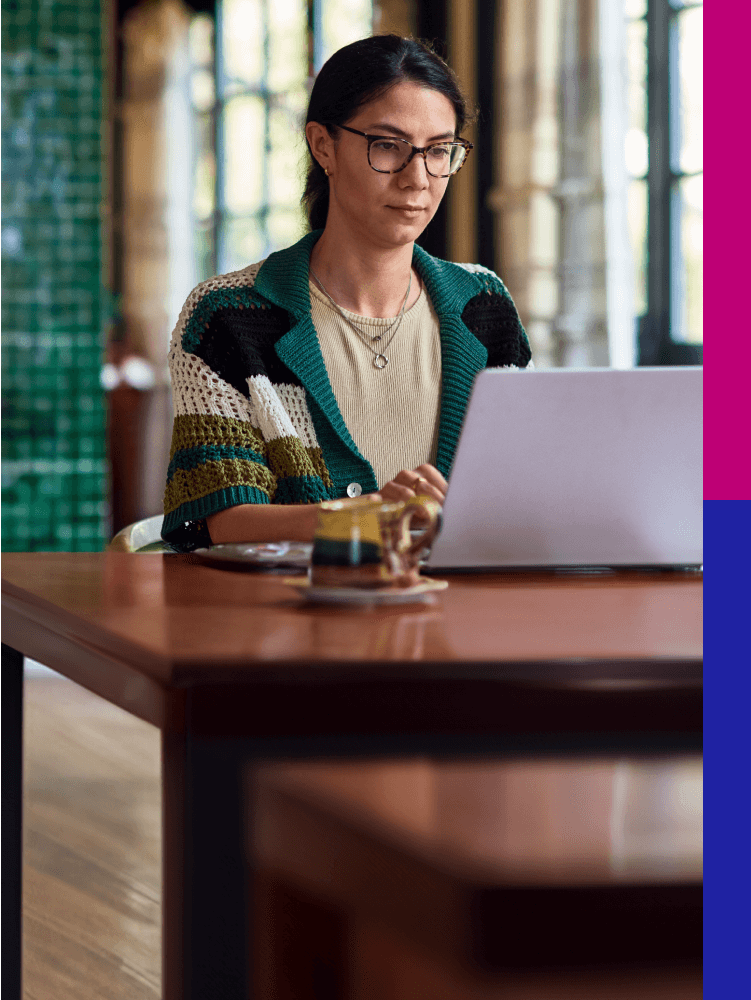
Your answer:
[281,576,448,605]
[192,542,312,571]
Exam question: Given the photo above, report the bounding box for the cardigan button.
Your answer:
[346,482,362,498]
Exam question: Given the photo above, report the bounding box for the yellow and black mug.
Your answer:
[310,495,441,589]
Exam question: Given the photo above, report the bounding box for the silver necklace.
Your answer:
[309,267,412,369]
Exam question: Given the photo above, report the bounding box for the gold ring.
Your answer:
[412,476,425,491]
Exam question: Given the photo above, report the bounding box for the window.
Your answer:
[188,0,373,281]
[669,1,702,346]
[626,0,703,364]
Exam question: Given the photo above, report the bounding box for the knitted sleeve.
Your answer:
[161,267,280,544]
[161,328,277,544]
[162,266,334,545]
[458,264,532,369]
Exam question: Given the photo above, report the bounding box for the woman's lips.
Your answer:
[387,205,427,217]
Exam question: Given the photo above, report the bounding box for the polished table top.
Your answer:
[1,552,702,669]
[3,552,701,744]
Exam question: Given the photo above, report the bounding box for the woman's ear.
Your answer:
[305,121,335,175]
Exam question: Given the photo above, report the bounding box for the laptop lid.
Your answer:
[427,367,703,571]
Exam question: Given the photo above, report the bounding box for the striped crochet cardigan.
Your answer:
[162,230,531,547]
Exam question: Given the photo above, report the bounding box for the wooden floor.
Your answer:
[23,671,161,1000]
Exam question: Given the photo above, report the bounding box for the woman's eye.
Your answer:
[373,140,398,152]
[428,145,451,159]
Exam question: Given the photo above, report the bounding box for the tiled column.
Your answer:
[2,0,109,551]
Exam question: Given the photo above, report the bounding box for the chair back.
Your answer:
[108,514,166,552]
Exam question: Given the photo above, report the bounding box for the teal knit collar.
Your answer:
[255,229,489,481]
[253,229,483,323]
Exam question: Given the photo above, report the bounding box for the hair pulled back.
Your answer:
[303,34,473,232]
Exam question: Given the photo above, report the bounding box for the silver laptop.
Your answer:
[427,367,703,571]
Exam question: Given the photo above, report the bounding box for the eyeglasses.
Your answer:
[330,124,473,178]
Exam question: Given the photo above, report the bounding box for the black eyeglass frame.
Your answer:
[327,123,474,177]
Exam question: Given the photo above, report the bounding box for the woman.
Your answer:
[162,34,531,549]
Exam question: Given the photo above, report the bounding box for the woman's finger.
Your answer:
[379,480,417,503]
[413,479,444,504]
[394,468,445,504]
[387,471,444,505]
[414,463,448,495]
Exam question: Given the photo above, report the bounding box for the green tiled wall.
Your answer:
[2,0,109,551]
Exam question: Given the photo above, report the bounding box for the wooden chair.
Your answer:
[108,514,168,552]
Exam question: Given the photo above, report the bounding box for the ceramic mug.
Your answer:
[310,495,442,589]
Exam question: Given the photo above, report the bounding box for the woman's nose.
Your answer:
[398,151,430,188]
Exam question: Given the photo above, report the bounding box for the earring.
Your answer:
[324,167,329,177]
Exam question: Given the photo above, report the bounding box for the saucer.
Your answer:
[281,576,448,605]
[192,542,312,571]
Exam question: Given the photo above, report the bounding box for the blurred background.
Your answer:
[2,0,703,550]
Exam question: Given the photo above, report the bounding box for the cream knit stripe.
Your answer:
[171,333,321,451]
[455,262,496,277]
[169,336,255,422]
[455,261,514,300]
[487,360,536,371]
[275,382,320,449]
[246,374,305,444]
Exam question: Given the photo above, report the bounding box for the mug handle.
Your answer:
[399,495,443,559]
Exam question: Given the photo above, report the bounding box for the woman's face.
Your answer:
[313,80,458,250]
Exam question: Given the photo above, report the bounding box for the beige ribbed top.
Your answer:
[310,278,442,489]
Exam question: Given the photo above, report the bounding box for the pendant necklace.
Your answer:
[309,266,413,369]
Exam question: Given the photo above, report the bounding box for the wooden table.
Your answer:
[1,553,702,1000]
[253,759,703,998]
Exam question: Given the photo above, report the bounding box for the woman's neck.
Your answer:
[309,227,421,318]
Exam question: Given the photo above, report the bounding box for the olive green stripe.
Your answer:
[306,445,334,489]
[164,458,274,515]
[169,413,266,460]
[266,436,333,488]
[169,420,333,488]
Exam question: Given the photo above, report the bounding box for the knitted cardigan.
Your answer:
[162,230,531,547]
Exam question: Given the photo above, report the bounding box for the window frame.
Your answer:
[202,0,315,278]
[191,0,375,281]
[640,0,703,365]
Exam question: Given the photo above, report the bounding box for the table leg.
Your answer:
[2,644,24,999]
[162,729,251,1000]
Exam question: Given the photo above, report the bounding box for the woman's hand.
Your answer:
[377,464,447,508]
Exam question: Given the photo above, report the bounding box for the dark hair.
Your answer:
[303,34,474,231]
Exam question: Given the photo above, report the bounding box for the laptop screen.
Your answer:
[427,367,702,571]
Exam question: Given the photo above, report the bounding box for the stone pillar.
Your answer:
[491,0,562,368]
[491,0,611,368]
[115,0,195,526]
[373,0,417,40]
[121,0,195,374]
[553,0,609,367]
[447,0,478,265]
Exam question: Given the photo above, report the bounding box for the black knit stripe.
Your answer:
[182,283,271,353]
[461,291,532,368]
[189,305,301,397]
